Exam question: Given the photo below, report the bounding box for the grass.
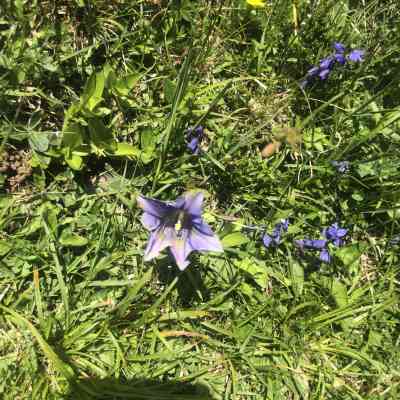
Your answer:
[1,0,400,398]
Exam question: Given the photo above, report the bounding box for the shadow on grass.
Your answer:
[155,256,210,305]
[64,377,213,400]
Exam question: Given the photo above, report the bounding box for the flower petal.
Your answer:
[319,68,331,80]
[137,195,175,218]
[296,239,327,249]
[348,49,364,62]
[182,192,204,217]
[336,228,348,238]
[262,234,273,248]
[319,249,331,263]
[309,239,328,249]
[280,219,289,231]
[189,221,223,253]
[319,56,334,70]
[334,53,346,65]
[333,42,346,53]
[307,66,320,77]
[169,229,192,270]
[143,226,174,261]
[187,137,200,154]
[194,126,204,136]
[141,212,161,231]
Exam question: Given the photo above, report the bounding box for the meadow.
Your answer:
[0,0,400,398]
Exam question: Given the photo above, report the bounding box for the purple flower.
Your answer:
[302,42,364,87]
[295,239,327,250]
[331,160,350,173]
[334,53,346,65]
[333,42,346,53]
[307,66,320,77]
[137,192,223,270]
[319,68,331,80]
[295,239,331,264]
[262,219,289,248]
[323,223,347,247]
[319,56,335,70]
[319,248,332,263]
[295,222,348,264]
[348,49,364,63]
[186,126,204,155]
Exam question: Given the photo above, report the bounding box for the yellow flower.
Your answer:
[246,0,266,7]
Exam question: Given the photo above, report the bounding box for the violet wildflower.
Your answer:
[334,52,346,65]
[319,248,332,263]
[301,42,364,87]
[334,42,346,53]
[323,222,347,247]
[186,126,204,155]
[331,160,350,173]
[348,49,364,63]
[319,56,335,71]
[295,239,328,263]
[307,66,320,77]
[319,68,332,80]
[294,239,327,249]
[262,219,289,248]
[137,192,223,270]
[295,223,347,264]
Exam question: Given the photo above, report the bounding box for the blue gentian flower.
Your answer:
[319,56,335,70]
[263,219,289,248]
[307,66,320,77]
[319,68,332,80]
[294,239,327,249]
[334,42,346,53]
[319,248,332,263]
[331,160,350,173]
[295,223,347,264]
[295,239,328,263]
[186,126,204,155]
[348,49,364,63]
[334,53,346,65]
[323,223,347,247]
[137,192,223,270]
[302,42,364,87]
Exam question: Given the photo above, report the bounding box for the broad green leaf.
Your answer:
[59,231,88,247]
[234,258,268,289]
[29,132,49,152]
[0,241,11,256]
[81,71,105,111]
[140,128,157,163]
[335,243,366,268]
[357,162,377,177]
[62,123,85,150]
[65,153,83,170]
[289,260,304,297]
[31,151,51,168]
[88,118,116,151]
[331,280,348,308]
[222,232,250,248]
[113,73,140,96]
[112,143,140,157]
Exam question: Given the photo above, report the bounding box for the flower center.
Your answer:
[174,211,185,235]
